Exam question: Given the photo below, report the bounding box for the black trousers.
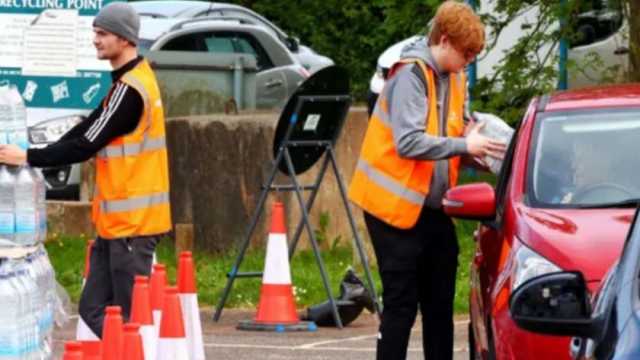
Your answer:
[78,235,160,338]
[365,208,459,360]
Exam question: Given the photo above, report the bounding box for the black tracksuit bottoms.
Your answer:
[78,235,161,338]
[365,207,459,360]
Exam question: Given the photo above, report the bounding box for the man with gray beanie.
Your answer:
[0,1,172,338]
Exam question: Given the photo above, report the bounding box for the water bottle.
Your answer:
[6,86,28,151]
[0,86,10,146]
[14,167,37,246]
[0,261,20,360]
[17,264,40,359]
[30,168,46,244]
[0,166,15,247]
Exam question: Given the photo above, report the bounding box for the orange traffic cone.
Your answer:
[102,306,123,360]
[122,323,145,360]
[77,240,99,341]
[131,276,156,360]
[178,251,205,360]
[79,340,102,360]
[238,202,316,332]
[156,286,189,360]
[62,341,84,360]
[150,264,167,337]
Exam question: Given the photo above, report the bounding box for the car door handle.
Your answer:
[265,79,284,88]
[614,46,629,55]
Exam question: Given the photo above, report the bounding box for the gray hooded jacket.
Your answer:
[382,37,469,209]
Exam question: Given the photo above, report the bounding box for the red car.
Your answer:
[443,85,640,359]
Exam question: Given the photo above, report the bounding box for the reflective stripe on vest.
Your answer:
[356,159,424,206]
[97,136,166,158]
[100,192,170,214]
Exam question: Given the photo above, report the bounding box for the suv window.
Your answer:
[202,32,274,71]
[161,33,204,51]
[159,31,274,71]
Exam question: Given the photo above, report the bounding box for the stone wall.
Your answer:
[166,108,370,254]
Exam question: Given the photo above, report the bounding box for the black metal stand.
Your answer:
[213,98,380,329]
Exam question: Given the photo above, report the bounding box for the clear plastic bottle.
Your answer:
[29,169,46,244]
[6,86,28,151]
[0,166,15,247]
[0,86,10,146]
[0,261,21,360]
[14,167,37,246]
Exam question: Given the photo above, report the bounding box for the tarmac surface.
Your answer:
[53,309,470,359]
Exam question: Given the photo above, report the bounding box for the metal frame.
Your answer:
[214,95,380,328]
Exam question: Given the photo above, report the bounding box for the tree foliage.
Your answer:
[225,0,632,123]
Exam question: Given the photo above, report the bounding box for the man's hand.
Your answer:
[465,122,507,160]
[0,144,27,166]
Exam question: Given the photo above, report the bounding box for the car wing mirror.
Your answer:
[510,271,597,338]
[443,183,496,220]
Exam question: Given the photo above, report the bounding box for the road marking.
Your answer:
[203,342,468,353]
[297,334,377,349]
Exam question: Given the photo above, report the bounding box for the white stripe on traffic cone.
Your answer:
[178,252,205,360]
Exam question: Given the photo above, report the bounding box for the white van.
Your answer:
[366,0,628,113]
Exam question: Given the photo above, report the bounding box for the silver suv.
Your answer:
[139,17,309,109]
[131,1,334,74]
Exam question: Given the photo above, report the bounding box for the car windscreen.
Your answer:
[528,108,640,208]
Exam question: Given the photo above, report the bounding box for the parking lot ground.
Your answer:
[53,308,470,359]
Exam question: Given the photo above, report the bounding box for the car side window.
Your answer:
[493,120,522,223]
[161,33,204,51]
[201,32,274,71]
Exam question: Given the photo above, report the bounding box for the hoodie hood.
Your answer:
[399,36,444,77]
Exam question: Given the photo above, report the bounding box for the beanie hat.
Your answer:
[93,2,140,45]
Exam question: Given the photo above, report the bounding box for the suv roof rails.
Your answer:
[138,12,169,19]
[169,16,258,32]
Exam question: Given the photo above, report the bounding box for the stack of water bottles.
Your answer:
[0,84,66,359]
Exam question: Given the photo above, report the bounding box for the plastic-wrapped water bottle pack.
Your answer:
[0,85,70,360]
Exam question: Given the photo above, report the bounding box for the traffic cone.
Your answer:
[178,251,205,360]
[77,240,99,341]
[102,306,123,360]
[62,341,84,360]
[130,276,156,360]
[237,202,316,332]
[156,286,189,360]
[150,264,167,337]
[79,340,102,360]
[122,323,144,360]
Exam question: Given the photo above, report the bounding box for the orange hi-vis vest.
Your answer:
[348,59,466,229]
[92,59,172,239]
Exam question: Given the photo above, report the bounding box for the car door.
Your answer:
[471,119,522,355]
[568,0,627,88]
[199,31,287,109]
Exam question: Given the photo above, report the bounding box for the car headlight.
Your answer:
[512,240,561,291]
[29,115,83,144]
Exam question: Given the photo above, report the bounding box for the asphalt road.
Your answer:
[53,308,470,359]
